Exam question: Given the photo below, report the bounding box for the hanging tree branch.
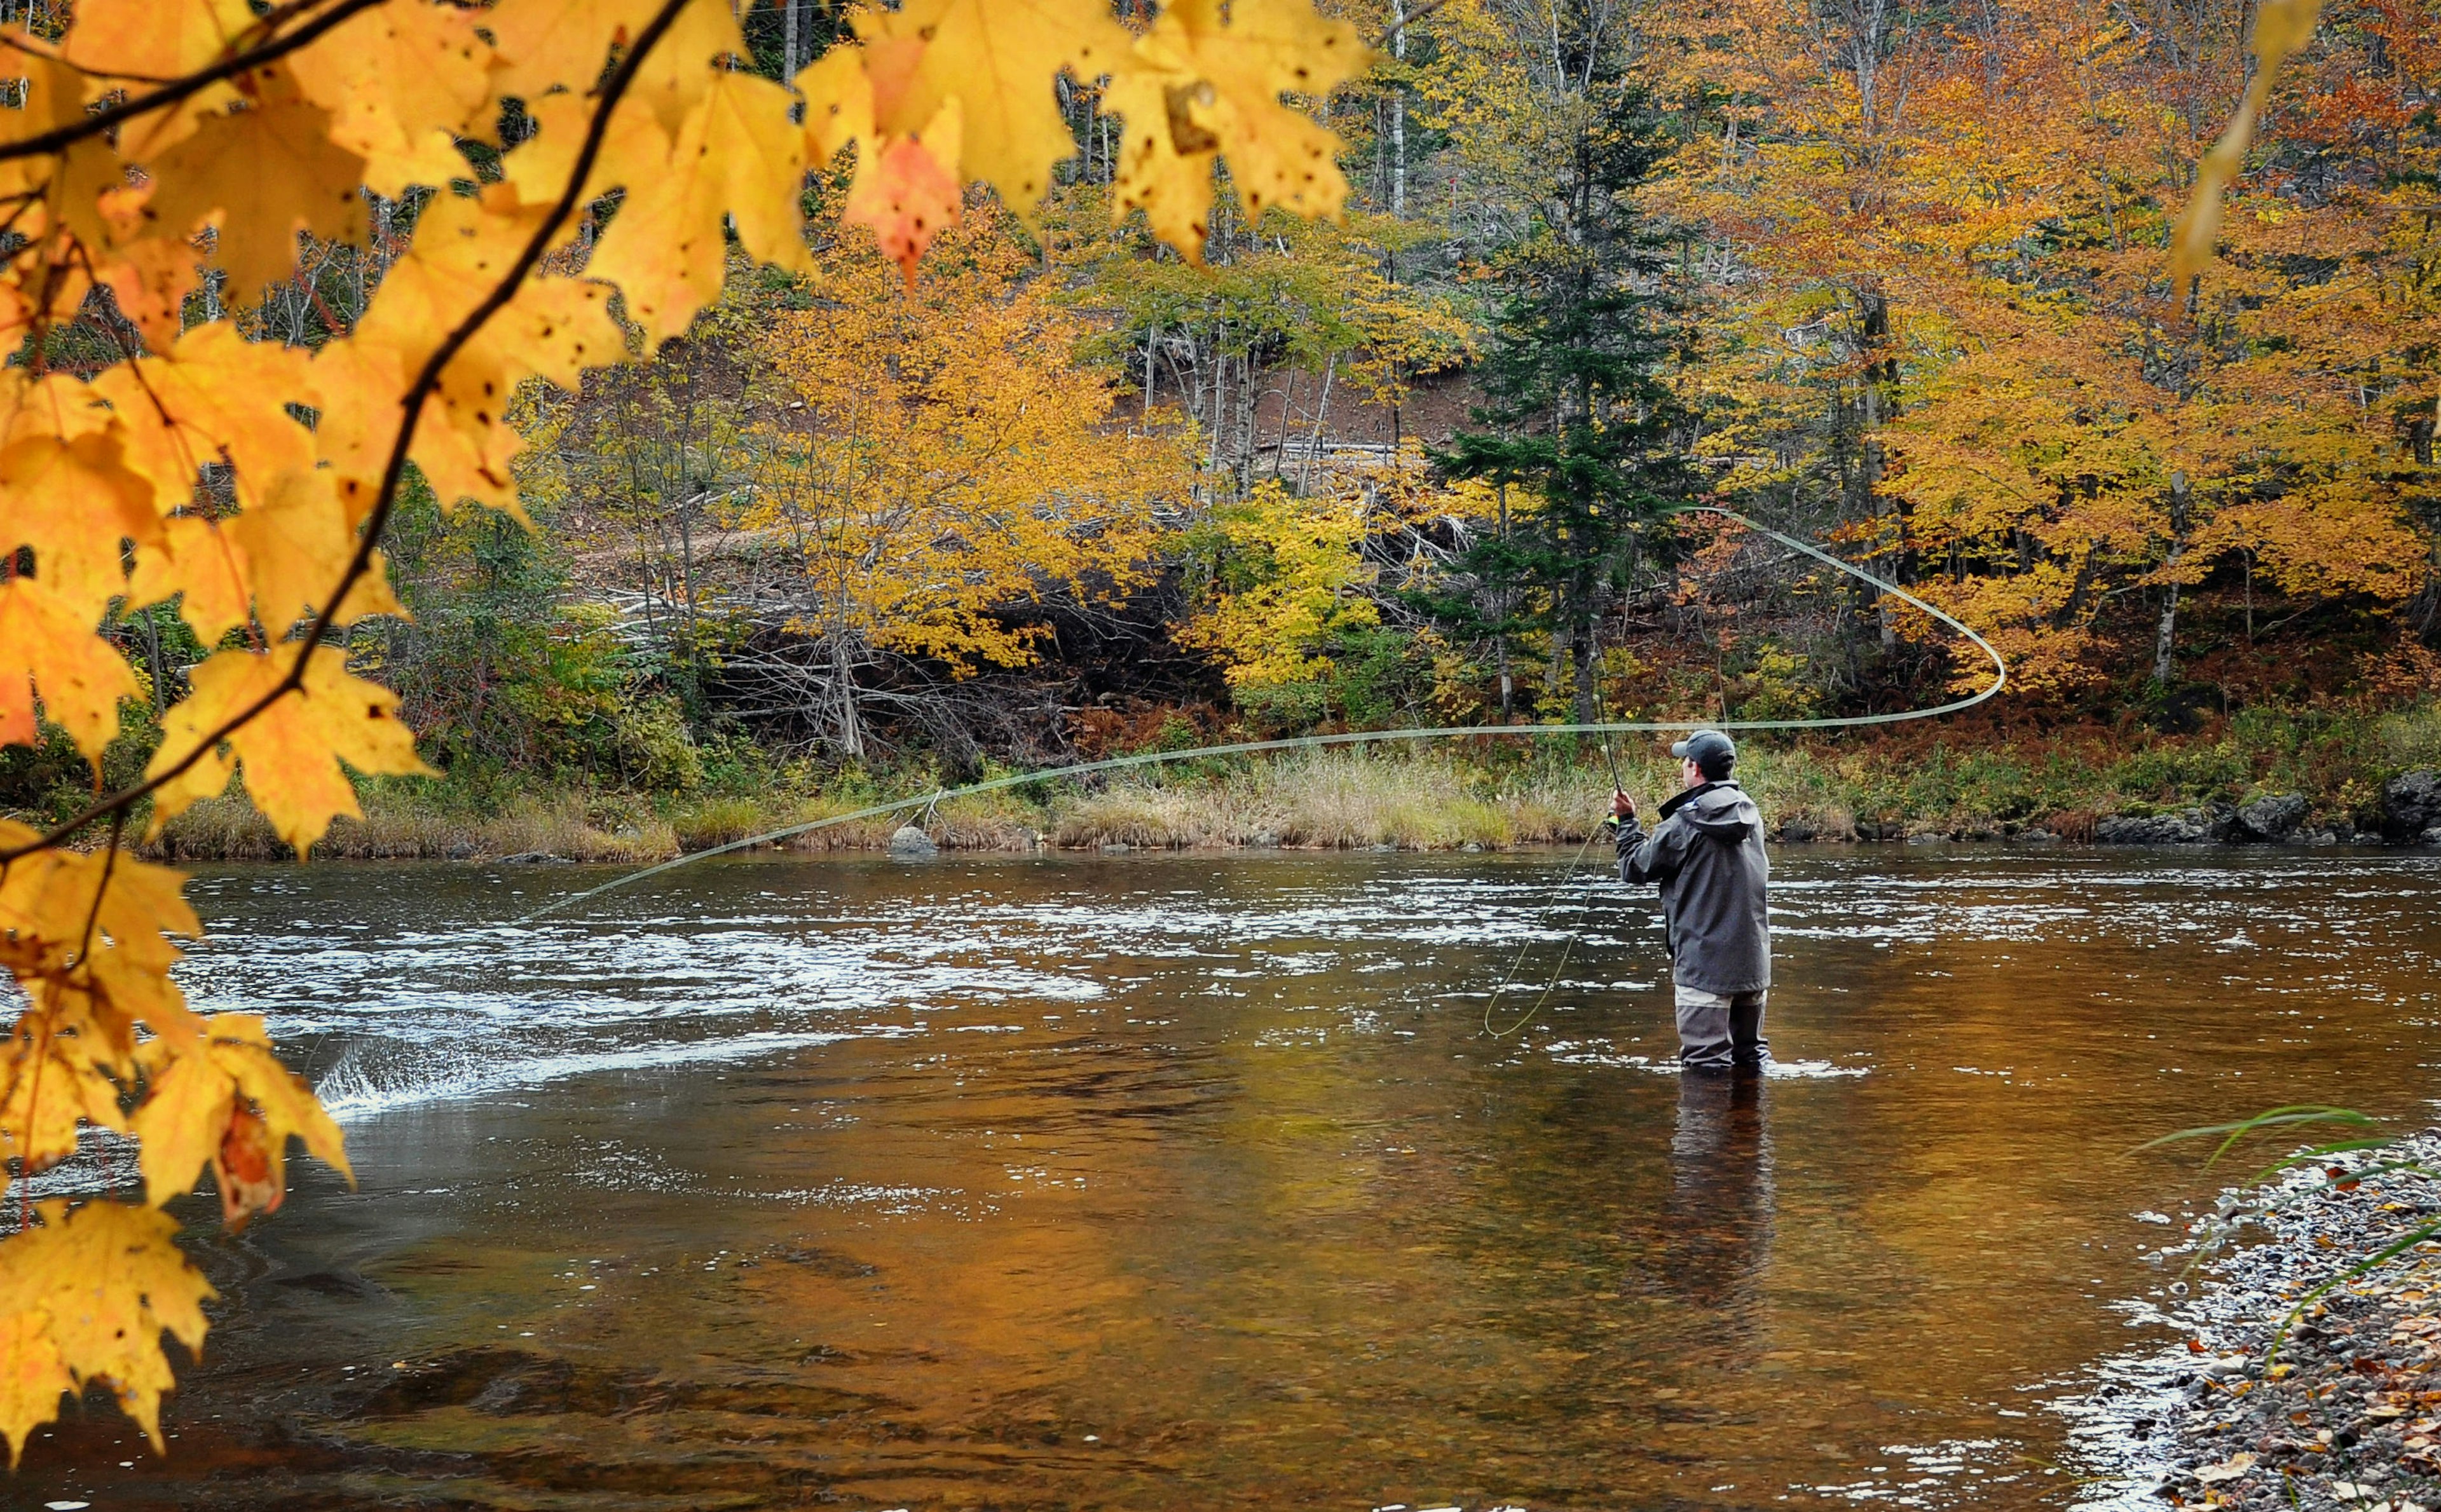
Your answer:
[0,0,696,866]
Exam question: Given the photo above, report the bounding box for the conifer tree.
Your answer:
[1432,66,1697,723]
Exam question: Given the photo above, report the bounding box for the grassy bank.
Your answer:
[114,702,2441,861]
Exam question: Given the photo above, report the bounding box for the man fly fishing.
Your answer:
[1606,730,1772,1074]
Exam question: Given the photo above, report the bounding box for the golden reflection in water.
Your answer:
[18,848,2441,1510]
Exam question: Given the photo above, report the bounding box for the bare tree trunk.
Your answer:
[1852,288,1903,649]
[831,637,864,759]
[1204,344,1226,478]
[1297,353,1336,494]
[1549,620,1571,713]
[141,609,167,716]
[1236,350,1258,492]
[1390,0,1408,219]
[2153,471,2191,686]
[1141,322,1159,422]
[1494,483,1513,717]
[1571,608,1597,726]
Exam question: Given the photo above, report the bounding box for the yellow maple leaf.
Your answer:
[93,320,317,505]
[0,1200,215,1454]
[0,369,113,449]
[130,1014,346,1216]
[146,646,434,857]
[304,335,408,489]
[860,0,1132,214]
[0,1309,73,1468]
[0,430,158,619]
[214,1035,350,1193]
[627,0,750,139]
[501,92,667,213]
[128,1044,233,1209]
[0,578,140,760]
[30,968,203,1077]
[1110,0,1365,261]
[352,188,623,507]
[88,238,207,355]
[1104,69,1220,257]
[0,827,198,981]
[139,64,367,299]
[588,70,812,346]
[60,0,257,85]
[1,34,92,146]
[488,0,665,102]
[0,1035,126,1188]
[292,0,497,198]
[798,48,875,164]
[227,467,404,630]
[125,514,253,644]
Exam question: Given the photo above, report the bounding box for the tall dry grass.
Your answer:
[1045,749,1632,850]
[146,793,679,862]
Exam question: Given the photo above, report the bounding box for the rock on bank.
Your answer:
[2067,1133,2441,1511]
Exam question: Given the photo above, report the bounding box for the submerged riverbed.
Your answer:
[14,847,2441,1510]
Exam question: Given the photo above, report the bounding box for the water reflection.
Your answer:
[1665,1072,1774,1322]
[15,847,2441,1509]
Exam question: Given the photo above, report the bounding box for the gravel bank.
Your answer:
[2067,1132,2441,1511]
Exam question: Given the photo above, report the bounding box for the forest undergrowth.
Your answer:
[107,701,2441,861]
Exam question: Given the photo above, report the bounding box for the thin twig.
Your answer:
[0,0,694,864]
[0,0,390,164]
[1374,0,1453,49]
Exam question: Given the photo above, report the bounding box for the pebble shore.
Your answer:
[2069,1133,2441,1511]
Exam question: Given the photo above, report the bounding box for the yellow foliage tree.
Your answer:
[730,223,1186,755]
[0,0,1369,1465]
[1181,479,1381,696]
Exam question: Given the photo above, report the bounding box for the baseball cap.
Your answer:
[1669,729,1736,777]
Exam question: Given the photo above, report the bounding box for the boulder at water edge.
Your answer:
[2096,811,2210,843]
[888,825,939,859]
[2383,770,2441,841]
[2235,793,2308,842]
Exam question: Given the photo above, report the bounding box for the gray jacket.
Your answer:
[1613,781,1771,994]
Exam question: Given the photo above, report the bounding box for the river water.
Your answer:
[13,846,2441,1511]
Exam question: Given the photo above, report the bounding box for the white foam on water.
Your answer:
[313,1028,859,1120]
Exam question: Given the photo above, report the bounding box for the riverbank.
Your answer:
[2073,1133,2441,1511]
[118,704,2441,861]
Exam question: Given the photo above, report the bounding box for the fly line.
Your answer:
[513,507,2007,925]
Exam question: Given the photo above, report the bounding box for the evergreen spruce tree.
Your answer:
[1430,74,1697,724]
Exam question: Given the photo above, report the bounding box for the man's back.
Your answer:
[1618,780,1771,996]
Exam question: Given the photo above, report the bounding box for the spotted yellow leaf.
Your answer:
[291,0,496,197]
[228,468,403,630]
[0,430,158,618]
[1111,0,1365,260]
[859,0,1131,214]
[145,645,435,857]
[93,320,317,505]
[590,69,811,346]
[0,1200,215,1455]
[0,578,140,759]
[138,64,367,298]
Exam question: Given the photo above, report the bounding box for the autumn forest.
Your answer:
[0,0,2425,854]
[0,0,2432,1483]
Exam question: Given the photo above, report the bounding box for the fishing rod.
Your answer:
[512,507,2006,926]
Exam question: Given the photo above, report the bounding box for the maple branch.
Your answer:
[3,0,335,86]
[1374,0,1453,48]
[0,0,691,866]
[0,0,392,164]
[70,812,125,972]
